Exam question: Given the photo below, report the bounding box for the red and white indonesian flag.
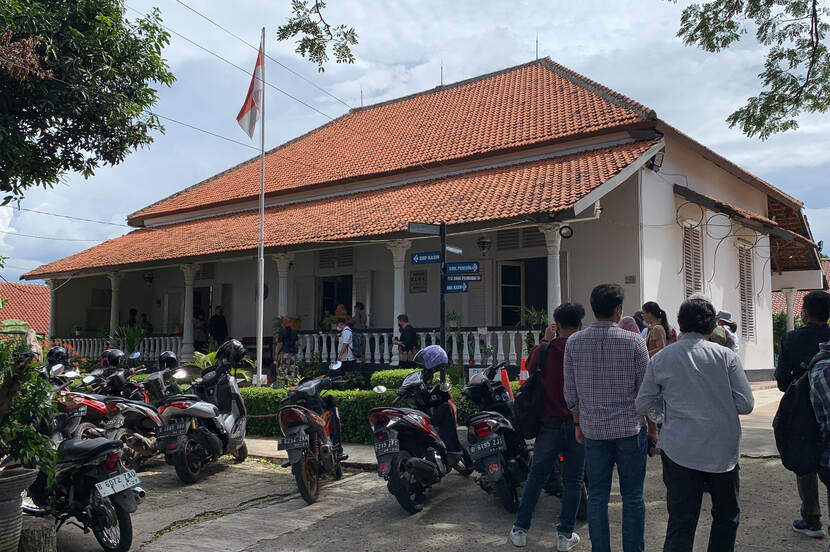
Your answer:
[236,37,264,139]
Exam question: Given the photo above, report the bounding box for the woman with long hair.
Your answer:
[642,301,670,357]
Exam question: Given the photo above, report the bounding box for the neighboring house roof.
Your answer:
[24,139,660,279]
[772,258,830,313]
[0,282,50,334]
[127,58,657,226]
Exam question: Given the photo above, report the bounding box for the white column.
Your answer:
[107,272,123,337]
[386,240,411,366]
[180,264,199,361]
[273,253,294,317]
[45,278,60,338]
[783,287,796,332]
[539,223,562,317]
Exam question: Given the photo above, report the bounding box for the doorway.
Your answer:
[499,262,523,326]
[498,255,568,326]
[318,275,353,329]
[193,286,213,321]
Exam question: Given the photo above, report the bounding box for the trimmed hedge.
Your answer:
[369,369,456,390]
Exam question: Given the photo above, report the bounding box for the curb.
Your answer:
[250,453,377,472]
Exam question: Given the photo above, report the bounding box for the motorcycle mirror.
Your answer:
[129,352,141,360]
[64,370,80,379]
[49,364,65,377]
[172,369,188,380]
[91,368,104,377]
[439,382,451,393]
[82,375,96,385]
[328,360,342,371]
[372,385,387,394]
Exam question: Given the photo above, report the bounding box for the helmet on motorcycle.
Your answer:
[215,339,246,367]
[46,345,69,366]
[100,348,125,368]
[159,350,178,370]
[413,345,448,371]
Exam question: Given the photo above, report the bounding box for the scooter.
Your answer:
[156,340,248,484]
[369,348,472,514]
[277,361,345,504]
[8,358,145,552]
[461,362,530,512]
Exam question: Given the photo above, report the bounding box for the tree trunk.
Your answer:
[17,516,55,552]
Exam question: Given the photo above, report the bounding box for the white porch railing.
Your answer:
[53,336,183,361]
[296,329,540,367]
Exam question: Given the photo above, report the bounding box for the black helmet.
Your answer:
[159,351,178,370]
[46,345,69,366]
[215,339,245,367]
[100,348,125,368]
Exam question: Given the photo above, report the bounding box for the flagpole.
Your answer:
[256,27,266,386]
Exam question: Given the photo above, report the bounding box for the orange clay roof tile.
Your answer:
[0,282,51,334]
[128,59,654,224]
[25,140,658,279]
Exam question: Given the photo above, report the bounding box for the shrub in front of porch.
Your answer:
[369,369,457,390]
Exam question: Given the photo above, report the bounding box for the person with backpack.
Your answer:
[809,340,830,546]
[636,297,754,551]
[509,303,585,551]
[775,290,830,539]
[564,284,655,552]
[336,317,356,371]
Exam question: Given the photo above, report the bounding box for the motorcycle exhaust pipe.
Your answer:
[132,486,146,504]
[406,457,440,484]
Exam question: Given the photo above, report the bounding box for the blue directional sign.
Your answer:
[447,274,482,282]
[445,282,469,293]
[447,262,479,274]
[411,252,440,264]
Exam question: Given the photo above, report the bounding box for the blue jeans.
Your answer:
[584,427,647,552]
[514,419,584,535]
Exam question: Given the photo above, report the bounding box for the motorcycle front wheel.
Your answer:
[92,496,133,552]
[292,447,319,504]
[389,449,423,514]
[173,435,203,484]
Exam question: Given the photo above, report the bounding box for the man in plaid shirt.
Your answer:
[564,284,656,552]
[809,341,830,546]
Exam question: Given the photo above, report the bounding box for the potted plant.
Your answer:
[0,319,56,552]
[517,306,548,354]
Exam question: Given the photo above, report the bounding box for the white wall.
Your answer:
[640,134,774,372]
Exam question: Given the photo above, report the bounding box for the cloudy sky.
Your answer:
[5,0,829,282]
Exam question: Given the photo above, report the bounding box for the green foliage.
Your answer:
[187,351,216,371]
[297,356,323,378]
[370,368,457,390]
[773,310,803,356]
[0,0,175,202]
[115,324,142,354]
[342,370,368,390]
[672,0,830,139]
[518,306,548,353]
[0,318,29,335]
[276,0,357,72]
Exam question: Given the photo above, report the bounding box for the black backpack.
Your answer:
[512,341,549,439]
[773,351,829,476]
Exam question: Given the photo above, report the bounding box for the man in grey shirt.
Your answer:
[636,297,754,552]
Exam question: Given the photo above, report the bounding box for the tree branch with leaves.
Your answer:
[277,0,357,72]
[672,0,830,138]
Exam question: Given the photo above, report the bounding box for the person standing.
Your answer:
[336,318,356,372]
[808,339,830,545]
[352,302,367,330]
[275,316,299,380]
[193,311,207,352]
[509,303,586,551]
[636,298,754,551]
[776,290,830,538]
[393,314,417,367]
[208,306,229,346]
[642,301,669,357]
[564,284,655,552]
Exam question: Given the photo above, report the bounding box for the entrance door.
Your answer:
[318,275,353,329]
[193,286,213,320]
[499,262,523,326]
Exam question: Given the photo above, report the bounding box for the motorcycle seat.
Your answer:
[105,396,155,409]
[375,406,432,419]
[58,438,122,463]
[159,394,201,404]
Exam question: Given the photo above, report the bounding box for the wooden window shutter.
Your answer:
[738,246,755,342]
[682,225,703,298]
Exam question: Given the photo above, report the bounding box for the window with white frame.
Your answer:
[737,245,755,342]
[682,223,704,298]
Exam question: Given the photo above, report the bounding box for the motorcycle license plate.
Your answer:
[468,435,506,462]
[158,422,188,439]
[95,470,140,498]
[374,439,399,456]
[67,405,87,418]
[277,435,309,450]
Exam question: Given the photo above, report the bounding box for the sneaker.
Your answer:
[793,519,825,539]
[557,532,580,551]
[509,526,527,547]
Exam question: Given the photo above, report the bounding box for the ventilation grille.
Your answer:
[197,263,215,280]
[738,246,755,341]
[522,227,546,248]
[497,229,520,250]
[319,247,354,270]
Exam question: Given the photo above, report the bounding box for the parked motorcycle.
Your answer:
[156,339,248,484]
[9,357,145,552]
[461,362,530,512]
[277,362,345,504]
[369,345,472,514]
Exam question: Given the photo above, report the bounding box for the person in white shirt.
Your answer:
[336,318,356,370]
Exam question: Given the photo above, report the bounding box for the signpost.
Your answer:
[407,221,447,379]
[411,252,440,264]
[445,281,469,293]
[447,274,481,282]
[447,261,479,274]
